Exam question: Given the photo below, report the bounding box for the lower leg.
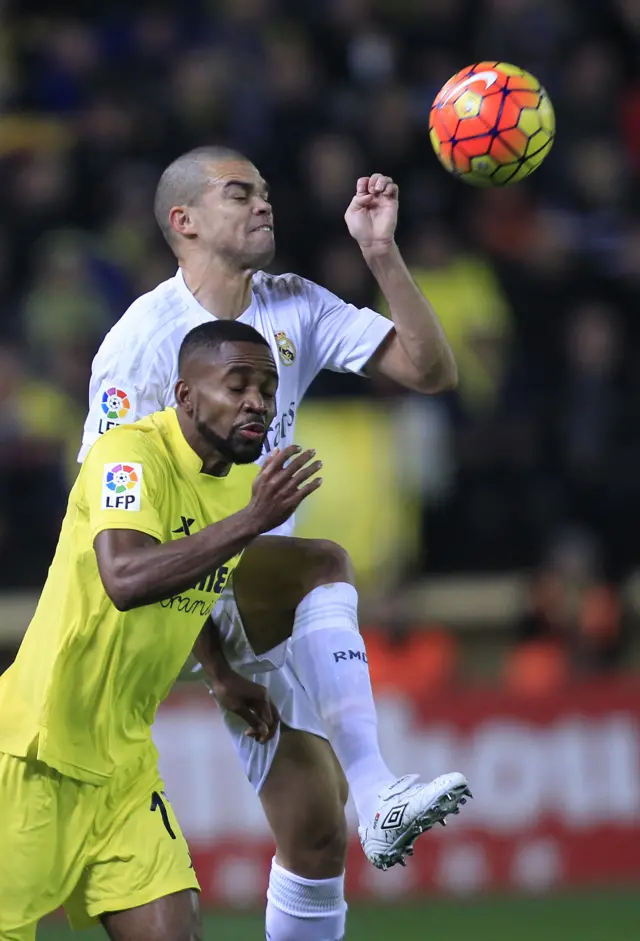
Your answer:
[288,580,396,824]
[235,538,396,825]
[265,861,346,941]
[260,728,348,941]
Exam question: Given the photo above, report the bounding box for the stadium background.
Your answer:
[0,0,639,937]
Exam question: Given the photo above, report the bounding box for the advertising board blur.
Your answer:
[154,679,640,905]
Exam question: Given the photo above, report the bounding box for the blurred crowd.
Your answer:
[0,0,639,665]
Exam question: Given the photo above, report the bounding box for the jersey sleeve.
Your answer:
[82,429,166,544]
[78,339,176,463]
[302,279,394,377]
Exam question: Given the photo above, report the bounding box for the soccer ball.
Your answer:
[429,62,555,186]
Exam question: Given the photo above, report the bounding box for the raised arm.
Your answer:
[345,174,458,394]
[94,445,322,611]
[95,517,257,611]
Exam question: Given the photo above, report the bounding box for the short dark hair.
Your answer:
[178,320,271,373]
[154,145,249,246]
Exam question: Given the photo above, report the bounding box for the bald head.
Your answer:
[154,145,248,246]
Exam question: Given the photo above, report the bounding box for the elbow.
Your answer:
[417,359,459,395]
[94,534,154,611]
[100,566,143,611]
[436,363,459,392]
[111,594,135,613]
[105,582,137,612]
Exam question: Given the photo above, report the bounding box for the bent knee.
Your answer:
[280,814,349,879]
[303,539,355,590]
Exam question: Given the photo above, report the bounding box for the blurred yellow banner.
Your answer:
[293,400,418,590]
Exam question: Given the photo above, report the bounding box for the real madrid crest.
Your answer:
[274,330,296,366]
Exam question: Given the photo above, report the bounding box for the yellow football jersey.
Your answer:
[0,407,257,785]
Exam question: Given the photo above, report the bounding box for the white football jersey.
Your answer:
[79,268,393,535]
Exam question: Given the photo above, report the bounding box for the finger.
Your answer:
[290,476,323,507]
[277,448,317,480]
[384,182,399,200]
[285,459,323,491]
[264,700,280,742]
[237,706,269,738]
[256,695,273,729]
[369,174,391,194]
[261,448,279,469]
[356,176,370,195]
[352,193,375,207]
[260,444,300,475]
[243,702,279,743]
[246,687,276,741]
[261,722,278,742]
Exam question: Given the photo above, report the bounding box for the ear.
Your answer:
[175,378,193,414]
[169,206,197,239]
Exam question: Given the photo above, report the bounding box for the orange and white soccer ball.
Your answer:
[429,61,555,186]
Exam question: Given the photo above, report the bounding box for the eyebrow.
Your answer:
[222,179,270,198]
[224,362,278,380]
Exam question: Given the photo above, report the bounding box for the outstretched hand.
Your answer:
[249,445,323,533]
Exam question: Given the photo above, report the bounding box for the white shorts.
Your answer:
[212,582,326,793]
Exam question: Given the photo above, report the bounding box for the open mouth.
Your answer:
[252,224,273,233]
[238,422,265,440]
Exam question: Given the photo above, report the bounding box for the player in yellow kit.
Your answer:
[0,319,321,941]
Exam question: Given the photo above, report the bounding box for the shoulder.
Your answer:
[83,416,165,471]
[252,270,307,302]
[93,274,196,373]
[252,271,340,324]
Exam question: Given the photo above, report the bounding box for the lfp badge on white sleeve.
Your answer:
[101,462,143,511]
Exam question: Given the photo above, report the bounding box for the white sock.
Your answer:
[266,858,347,941]
[289,582,395,823]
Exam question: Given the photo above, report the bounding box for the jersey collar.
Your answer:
[174,268,257,322]
[164,406,205,474]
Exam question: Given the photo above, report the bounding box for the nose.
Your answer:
[243,393,268,415]
[253,195,271,215]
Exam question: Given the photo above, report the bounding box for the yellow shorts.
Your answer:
[0,749,199,940]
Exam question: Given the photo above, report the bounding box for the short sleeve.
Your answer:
[303,279,394,376]
[78,342,174,463]
[81,429,166,544]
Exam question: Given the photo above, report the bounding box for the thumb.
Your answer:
[351,193,375,208]
[237,704,269,738]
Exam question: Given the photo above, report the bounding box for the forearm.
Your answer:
[364,242,457,390]
[100,509,259,610]
[192,619,232,687]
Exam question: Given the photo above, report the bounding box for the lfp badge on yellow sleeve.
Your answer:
[101,462,142,511]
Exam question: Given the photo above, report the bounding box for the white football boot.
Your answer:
[358,772,472,870]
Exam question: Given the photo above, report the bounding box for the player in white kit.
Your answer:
[79,146,471,941]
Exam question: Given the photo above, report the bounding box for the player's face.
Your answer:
[191,160,275,269]
[179,341,278,464]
